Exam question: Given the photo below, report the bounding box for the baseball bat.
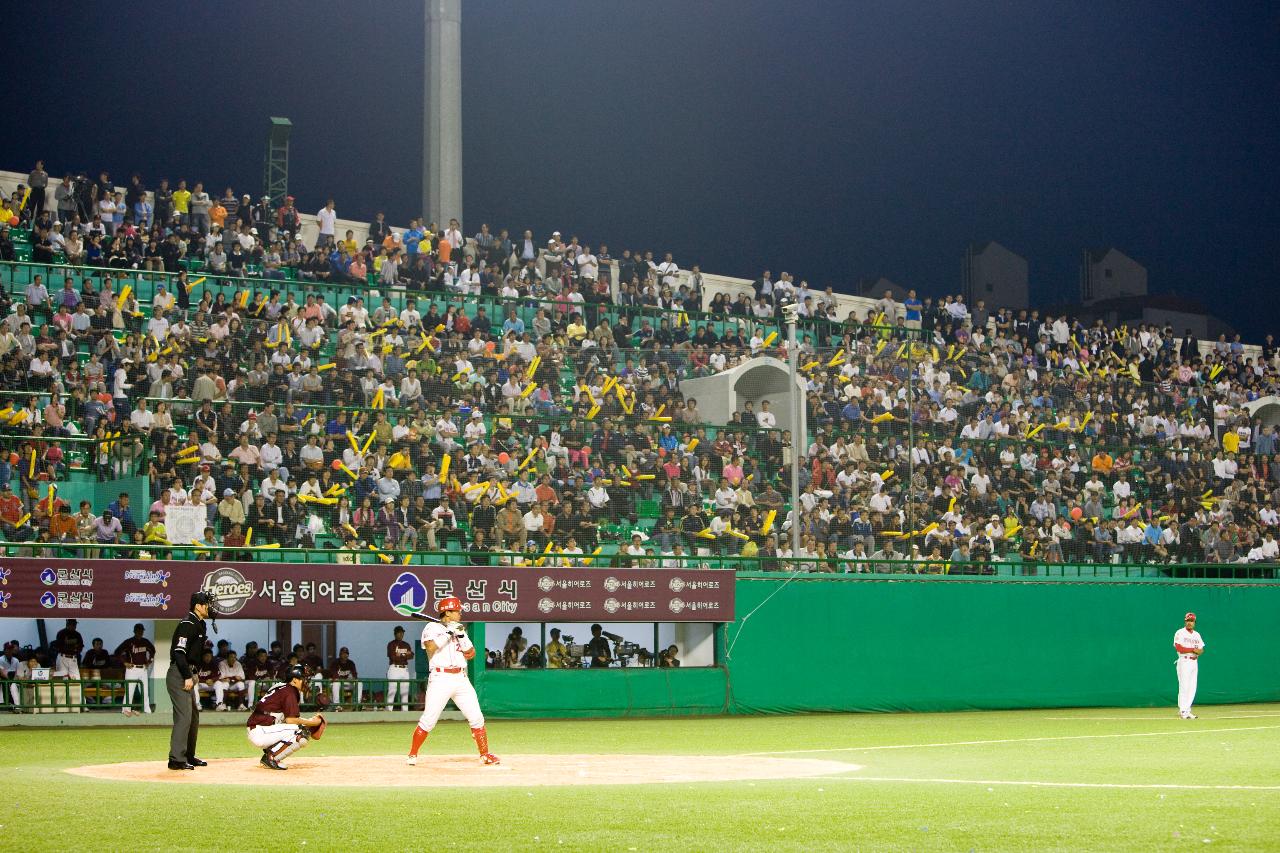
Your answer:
[408,612,443,624]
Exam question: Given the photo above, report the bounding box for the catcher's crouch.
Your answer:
[246,664,327,770]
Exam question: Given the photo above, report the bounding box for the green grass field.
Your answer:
[3,705,1278,851]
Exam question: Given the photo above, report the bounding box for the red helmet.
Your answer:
[437,596,462,613]
[1184,612,1197,621]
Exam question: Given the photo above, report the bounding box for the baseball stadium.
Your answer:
[1,2,1279,851]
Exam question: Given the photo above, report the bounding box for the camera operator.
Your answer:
[503,627,527,659]
[585,624,612,669]
[520,644,544,669]
[659,644,682,668]
[545,628,568,669]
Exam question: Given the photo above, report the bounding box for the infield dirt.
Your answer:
[67,753,860,787]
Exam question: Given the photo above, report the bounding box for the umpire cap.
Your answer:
[190,590,214,611]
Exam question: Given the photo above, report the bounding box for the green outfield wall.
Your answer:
[477,574,1280,718]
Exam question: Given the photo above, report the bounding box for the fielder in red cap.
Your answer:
[405,596,499,766]
[1173,612,1204,719]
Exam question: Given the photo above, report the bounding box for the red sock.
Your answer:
[409,726,429,756]
[471,726,489,755]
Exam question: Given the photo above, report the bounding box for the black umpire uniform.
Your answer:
[167,592,212,769]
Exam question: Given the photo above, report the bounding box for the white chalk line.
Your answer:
[1045,714,1280,721]
[808,775,1280,791]
[743,724,1280,756]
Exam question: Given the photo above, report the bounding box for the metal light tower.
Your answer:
[263,117,292,208]
[424,0,463,227]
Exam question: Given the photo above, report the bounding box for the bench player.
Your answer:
[385,626,414,711]
[1174,611,1205,719]
[406,597,499,766]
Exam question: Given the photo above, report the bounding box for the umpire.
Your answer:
[167,591,213,770]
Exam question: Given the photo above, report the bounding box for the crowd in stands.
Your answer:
[0,161,1277,575]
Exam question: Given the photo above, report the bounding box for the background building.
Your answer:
[1080,247,1147,304]
[963,241,1029,310]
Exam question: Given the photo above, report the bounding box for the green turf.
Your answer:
[2,705,1278,851]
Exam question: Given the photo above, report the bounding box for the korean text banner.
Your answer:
[0,559,735,622]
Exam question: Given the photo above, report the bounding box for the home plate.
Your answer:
[66,753,859,787]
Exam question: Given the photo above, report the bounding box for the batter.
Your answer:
[406,597,499,766]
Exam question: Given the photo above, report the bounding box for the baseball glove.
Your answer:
[311,713,327,740]
[315,692,331,709]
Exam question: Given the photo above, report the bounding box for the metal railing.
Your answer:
[3,677,144,713]
[0,542,1274,581]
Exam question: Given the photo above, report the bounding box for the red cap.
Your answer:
[437,596,462,613]
[1184,612,1196,621]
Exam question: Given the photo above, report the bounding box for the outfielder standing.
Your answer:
[406,597,499,766]
[246,664,326,770]
[1174,611,1205,719]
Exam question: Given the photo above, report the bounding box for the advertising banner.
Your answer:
[0,558,735,622]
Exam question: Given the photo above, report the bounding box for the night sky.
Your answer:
[4,1,1278,338]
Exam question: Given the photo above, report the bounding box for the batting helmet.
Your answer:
[437,596,463,613]
[287,664,307,683]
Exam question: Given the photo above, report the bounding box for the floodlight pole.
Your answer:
[424,0,463,227]
[786,307,803,559]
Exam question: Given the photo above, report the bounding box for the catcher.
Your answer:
[246,664,328,770]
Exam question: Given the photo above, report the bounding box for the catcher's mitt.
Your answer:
[311,713,327,740]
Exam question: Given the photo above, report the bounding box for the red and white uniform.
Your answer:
[416,622,484,732]
[1174,625,1205,716]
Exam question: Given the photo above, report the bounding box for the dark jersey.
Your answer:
[387,640,413,666]
[328,658,358,679]
[55,628,84,658]
[82,649,110,669]
[115,637,155,668]
[246,682,301,728]
[169,612,208,678]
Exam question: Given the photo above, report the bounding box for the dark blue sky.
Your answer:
[5,1,1278,337]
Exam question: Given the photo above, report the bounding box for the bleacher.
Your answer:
[0,166,1275,580]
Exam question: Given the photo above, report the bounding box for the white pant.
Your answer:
[386,665,411,711]
[53,655,80,679]
[247,722,304,752]
[330,680,363,706]
[417,672,484,732]
[215,680,247,706]
[1176,656,1199,714]
[123,666,151,712]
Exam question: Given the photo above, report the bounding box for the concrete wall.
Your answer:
[679,357,805,437]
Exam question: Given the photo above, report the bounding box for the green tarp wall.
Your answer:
[477,574,1280,718]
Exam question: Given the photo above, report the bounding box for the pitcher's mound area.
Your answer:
[67,753,858,787]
